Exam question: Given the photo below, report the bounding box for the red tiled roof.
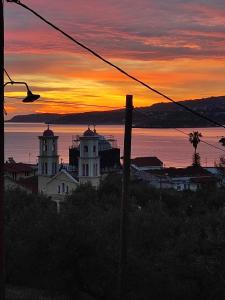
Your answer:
[131,157,163,167]
[4,163,35,173]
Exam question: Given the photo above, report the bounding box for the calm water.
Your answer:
[4,122,225,167]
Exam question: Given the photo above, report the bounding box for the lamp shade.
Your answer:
[23,89,40,102]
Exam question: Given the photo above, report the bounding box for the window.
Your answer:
[82,163,89,176]
[58,185,60,194]
[45,163,48,174]
[52,163,55,174]
[43,141,47,152]
[82,164,86,176]
[85,164,89,176]
[66,186,69,194]
[93,145,96,152]
[84,145,88,152]
[93,163,98,176]
[52,142,55,152]
[62,183,65,193]
[177,185,181,191]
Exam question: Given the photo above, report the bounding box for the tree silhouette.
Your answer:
[189,131,202,166]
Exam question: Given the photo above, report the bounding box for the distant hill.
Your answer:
[7,96,225,128]
[7,113,63,123]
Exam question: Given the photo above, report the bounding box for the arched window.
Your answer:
[82,163,89,176]
[45,162,48,174]
[58,185,61,194]
[52,142,55,152]
[86,164,89,176]
[43,140,47,152]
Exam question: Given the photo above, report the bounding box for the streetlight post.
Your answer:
[0,13,39,297]
[0,0,5,298]
[0,75,39,299]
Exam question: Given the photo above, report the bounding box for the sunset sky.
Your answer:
[4,0,225,118]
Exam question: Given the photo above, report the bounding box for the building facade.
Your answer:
[78,127,101,187]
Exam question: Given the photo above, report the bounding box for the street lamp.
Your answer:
[4,80,40,103]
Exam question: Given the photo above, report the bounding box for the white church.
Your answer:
[38,125,101,201]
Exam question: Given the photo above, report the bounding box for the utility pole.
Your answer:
[0,0,4,299]
[118,95,133,300]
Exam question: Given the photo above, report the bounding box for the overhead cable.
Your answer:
[134,107,225,154]
[7,0,225,129]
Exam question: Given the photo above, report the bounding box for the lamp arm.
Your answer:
[4,81,30,90]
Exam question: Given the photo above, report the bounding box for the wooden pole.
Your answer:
[118,95,133,300]
[0,0,5,299]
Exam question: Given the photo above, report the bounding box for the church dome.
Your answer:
[43,125,54,137]
[83,128,96,137]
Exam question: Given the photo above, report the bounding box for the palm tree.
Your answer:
[189,131,202,166]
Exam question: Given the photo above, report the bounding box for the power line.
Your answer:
[173,127,225,154]
[134,107,225,154]
[7,0,225,130]
[4,68,13,82]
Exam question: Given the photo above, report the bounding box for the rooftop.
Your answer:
[131,157,163,167]
[5,162,35,173]
[147,166,212,178]
[43,125,54,137]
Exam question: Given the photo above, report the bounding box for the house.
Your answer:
[5,159,37,181]
[4,157,38,193]
[135,166,218,191]
[131,156,163,171]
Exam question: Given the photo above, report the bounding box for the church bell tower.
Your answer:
[78,127,100,188]
[38,125,59,192]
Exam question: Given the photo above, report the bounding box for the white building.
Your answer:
[135,166,218,192]
[38,126,102,202]
[78,127,101,188]
[38,125,59,194]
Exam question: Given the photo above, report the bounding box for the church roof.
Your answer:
[83,128,96,137]
[43,125,54,137]
[46,169,79,185]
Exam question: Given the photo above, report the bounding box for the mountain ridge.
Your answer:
[7,95,225,128]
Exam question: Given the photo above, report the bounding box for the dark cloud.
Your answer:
[4,0,225,60]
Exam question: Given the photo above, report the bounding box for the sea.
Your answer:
[4,122,225,168]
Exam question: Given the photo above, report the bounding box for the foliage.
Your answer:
[189,131,202,166]
[215,155,225,185]
[5,177,225,300]
[192,152,201,167]
[189,131,202,152]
